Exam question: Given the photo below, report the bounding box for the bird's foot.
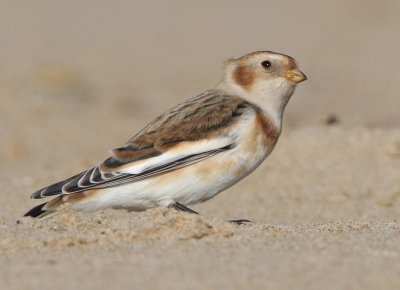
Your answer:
[171,202,200,214]
[228,219,252,225]
[171,202,251,225]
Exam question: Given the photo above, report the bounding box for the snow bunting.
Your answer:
[24,51,307,221]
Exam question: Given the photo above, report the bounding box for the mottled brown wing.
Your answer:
[31,90,252,199]
[110,90,250,166]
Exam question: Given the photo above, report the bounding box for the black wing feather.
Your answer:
[31,146,231,199]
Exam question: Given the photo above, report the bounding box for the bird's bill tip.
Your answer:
[285,68,307,84]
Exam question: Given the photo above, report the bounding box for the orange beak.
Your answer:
[285,68,307,84]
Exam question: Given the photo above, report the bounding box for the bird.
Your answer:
[24,51,307,222]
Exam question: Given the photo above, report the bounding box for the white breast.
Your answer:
[72,110,276,212]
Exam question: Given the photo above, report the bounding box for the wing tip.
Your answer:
[30,189,43,199]
[30,170,87,199]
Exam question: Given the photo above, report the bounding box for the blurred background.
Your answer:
[1,3,400,289]
[0,0,399,196]
[2,0,400,120]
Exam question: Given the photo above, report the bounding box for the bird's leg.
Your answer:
[171,202,252,225]
[228,219,252,225]
[171,202,200,214]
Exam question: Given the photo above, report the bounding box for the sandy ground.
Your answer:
[1,1,400,289]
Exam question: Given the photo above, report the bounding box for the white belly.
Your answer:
[78,137,271,212]
[71,112,278,213]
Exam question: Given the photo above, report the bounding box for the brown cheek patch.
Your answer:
[233,66,255,91]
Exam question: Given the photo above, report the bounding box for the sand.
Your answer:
[1,1,400,289]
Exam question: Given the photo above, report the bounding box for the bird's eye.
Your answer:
[261,60,271,68]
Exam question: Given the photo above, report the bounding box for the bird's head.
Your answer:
[220,50,306,92]
[216,51,307,128]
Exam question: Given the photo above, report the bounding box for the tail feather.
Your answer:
[24,196,63,218]
[24,202,48,218]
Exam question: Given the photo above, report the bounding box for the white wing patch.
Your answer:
[116,137,233,175]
